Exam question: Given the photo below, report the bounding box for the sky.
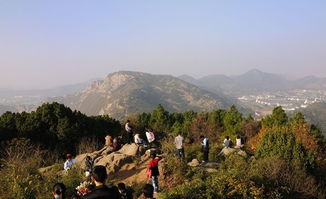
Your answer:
[0,0,325,89]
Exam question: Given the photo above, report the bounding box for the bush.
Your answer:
[184,145,202,162]
[59,166,84,197]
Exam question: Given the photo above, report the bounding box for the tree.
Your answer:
[262,106,288,127]
[149,104,170,133]
[223,105,243,135]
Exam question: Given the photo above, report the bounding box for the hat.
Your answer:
[66,153,72,158]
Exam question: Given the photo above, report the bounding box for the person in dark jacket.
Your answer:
[83,165,119,199]
[52,183,66,199]
[117,183,133,199]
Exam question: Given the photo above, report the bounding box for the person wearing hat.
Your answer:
[64,153,76,171]
[52,183,66,199]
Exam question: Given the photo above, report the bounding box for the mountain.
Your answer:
[179,69,326,96]
[55,71,238,119]
[297,102,326,134]
[0,81,93,99]
[293,76,326,90]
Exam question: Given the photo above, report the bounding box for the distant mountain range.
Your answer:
[0,80,94,99]
[52,71,239,119]
[179,69,326,96]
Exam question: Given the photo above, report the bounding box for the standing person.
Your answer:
[145,129,155,148]
[85,156,94,177]
[52,183,66,199]
[125,120,133,144]
[137,184,155,199]
[200,135,209,162]
[117,183,133,199]
[64,154,76,171]
[83,165,119,199]
[147,154,162,193]
[174,133,185,158]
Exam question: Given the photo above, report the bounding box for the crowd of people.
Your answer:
[59,120,245,199]
[52,165,156,199]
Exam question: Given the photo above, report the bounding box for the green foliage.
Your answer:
[255,128,315,170]
[160,179,207,199]
[149,104,170,133]
[223,105,243,135]
[60,167,84,197]
[262,106,288,127]
[0,139,50,199]
[0,102,121,155]
[184,144,203,162]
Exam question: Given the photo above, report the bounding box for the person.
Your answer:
[112,137,121,151]
[200,135,209,162]
[125,120,133,144]
[147,153,162,193]
[53,183,66,199]
[235,136,243,148]
[64,154,76,171]
[137,184,155,199]
[85,156,94,177]
[145,129,155,148]
[174,133,184,158]
[83,165,119,199]
[105,135,113,147]
[117,183,133,199]
[223,136,231,148]
[134,133,146,146]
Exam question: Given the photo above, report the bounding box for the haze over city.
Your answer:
[1,0,325,89]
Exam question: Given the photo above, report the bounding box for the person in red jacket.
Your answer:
[146,153,162,193]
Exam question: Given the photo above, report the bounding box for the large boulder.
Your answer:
[188,159,200,167]
[219,147,247,157]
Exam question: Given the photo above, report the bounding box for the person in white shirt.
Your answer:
[64,154,76,171]
[235,136,243,148]
[174,133,185,158]
[146,129,155,147]
[134,133,146,146]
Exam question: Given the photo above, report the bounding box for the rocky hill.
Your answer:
[55,71,237,119]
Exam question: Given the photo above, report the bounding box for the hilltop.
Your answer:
[54,71,238,119]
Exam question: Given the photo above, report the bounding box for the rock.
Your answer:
[188,159,200,167]
[202,162,218,169]
[118,144,142,156]
[219,147,247,157]
[38,165,57,175]
[237,150,247,157]
[219,148,237,156]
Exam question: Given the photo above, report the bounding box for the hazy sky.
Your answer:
[1,0,325,89]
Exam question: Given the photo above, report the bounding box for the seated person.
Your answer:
[235,136,243,148]
[64,154,76,171]
[118,183,133,199]
[223,136,232,148]
[52,183,66,199]
[134,133,146,146]
[138,184,155,199]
